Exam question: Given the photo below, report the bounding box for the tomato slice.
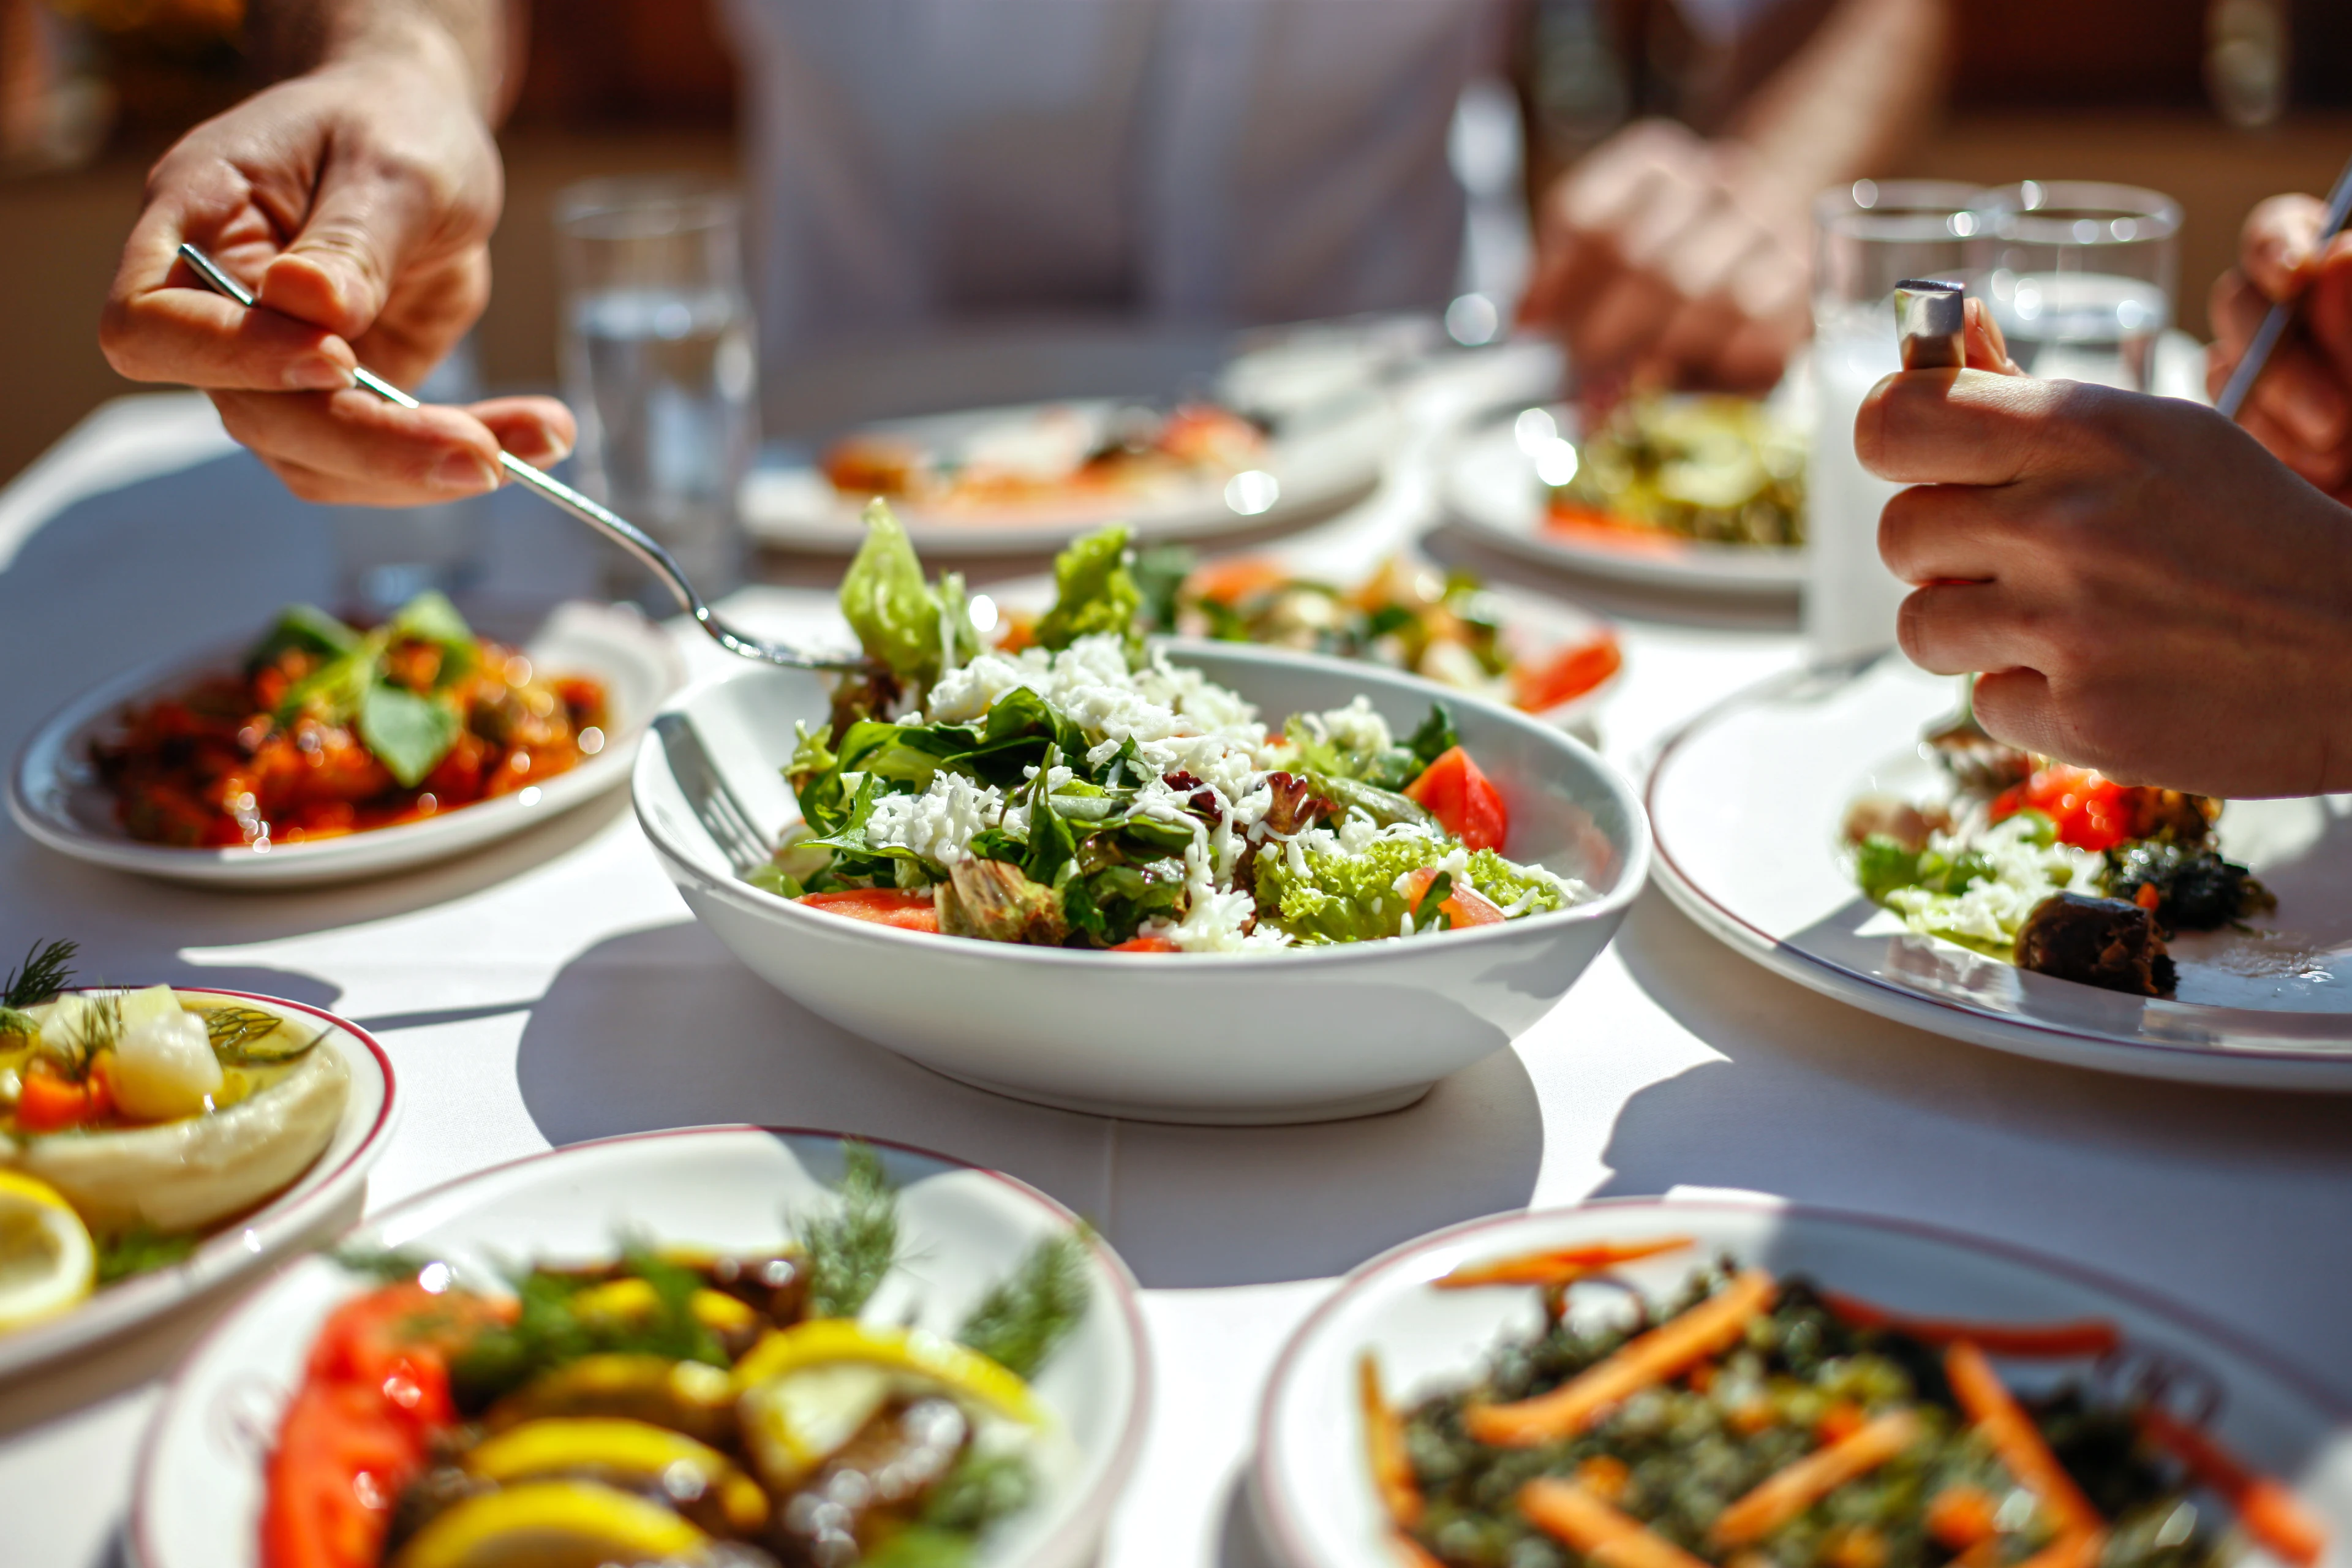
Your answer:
[797,888,942,933]
[1109,935,1180,952]
[1512,635,1622,714]
[1399,866,1508,930]
[1403,746,1509,852]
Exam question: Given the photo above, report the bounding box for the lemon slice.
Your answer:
[0,1171,95,1332]
[387,1479,707,1568]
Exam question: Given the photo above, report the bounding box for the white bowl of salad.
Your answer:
[633,508,1648,1124]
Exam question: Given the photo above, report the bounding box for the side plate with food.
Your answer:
[0,949,394,1379]
[1445,402,1807,598]
[133,1126,1147,1568]
[1646,655,2352,1088]
[12,597,684,888]
[1256,1197,2352,1568]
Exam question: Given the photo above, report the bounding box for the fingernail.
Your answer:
[536,423,575,463]
[432,451,499,494]
[285,356,352,391]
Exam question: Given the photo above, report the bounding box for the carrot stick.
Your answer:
[2013,1530,2106,1568]
[1712,1409,1923,1546]
[2138,1406,2327,1568]
[1820,1292,2120,1359]
[1520,1479,1714,1568]
[1468,1270,1777,1447]
[1436,1237,1692,1291]
[1945,1341,2103,1538]
[1925,1485,2002,1551]
[1360,1354,1423,1529]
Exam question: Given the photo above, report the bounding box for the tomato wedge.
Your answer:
[1399,866,1507,930]
[1512,635,1621,714]
[1109,935,1180,952]
[797,888,941,932]
[1403,746,1509,852]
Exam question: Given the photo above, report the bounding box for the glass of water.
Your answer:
[1970,181,2179,393]
[1807,180,1986,663]
[555,177,759,607]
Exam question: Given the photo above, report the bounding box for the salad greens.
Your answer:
[255,590,485,786]
[753,506,1586,951]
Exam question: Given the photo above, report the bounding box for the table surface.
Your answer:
[1,360,2347,1568]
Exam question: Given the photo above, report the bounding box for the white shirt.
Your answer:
[718,0,1504,369]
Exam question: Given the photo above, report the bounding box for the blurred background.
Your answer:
[1,0,2348,488]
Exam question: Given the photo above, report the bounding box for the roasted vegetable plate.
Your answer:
[1256,1202,2348,1568]
[134,1127,1145,1568]
[0,941,393,1378]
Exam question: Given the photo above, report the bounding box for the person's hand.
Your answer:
[1859,339,2352,798]
[2207,193,2352,502]
[1520,119,1811,396]
[99,42,572,507]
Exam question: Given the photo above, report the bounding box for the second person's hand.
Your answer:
[99,24,573,507]
[2207,192,2352,502]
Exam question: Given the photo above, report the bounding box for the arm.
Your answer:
[1521,0,1950,395]
[99,0,571,507]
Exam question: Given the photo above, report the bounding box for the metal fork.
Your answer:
[176,242,873,675]
[652,714,775,873]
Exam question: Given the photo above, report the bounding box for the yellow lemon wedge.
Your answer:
[387,1479,708,1568]
[0,1171,95,1333]
[734,1319,1041,1490]
[465,1418,767,1533]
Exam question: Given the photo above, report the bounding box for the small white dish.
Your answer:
[1254,1196,2352,1568]
[0,986,394,1382]
[633,643,1649,1124]
[741,396,1393,557]
[1648,654,2352,1089]
[1444,404,1805,598]
[131,1125,1149,1568]
[10,600,686,888]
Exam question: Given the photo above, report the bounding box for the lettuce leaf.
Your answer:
[1035,524,1140,651]
[842,499,945,681]
[1255,835,1565,944]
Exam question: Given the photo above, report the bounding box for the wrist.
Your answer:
[254,2,503,115]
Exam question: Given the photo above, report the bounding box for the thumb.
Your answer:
[254,151,439,342]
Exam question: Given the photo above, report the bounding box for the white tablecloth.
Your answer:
[1,375,2346,1568]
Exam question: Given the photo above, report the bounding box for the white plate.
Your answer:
[1255,1196,2352,1568]
[132,1125,1149,1568]
[741,395,1393,557]
[633,643,1649,1124]
[1444,404,1805,597]
[10,600,686,888]
[1648,654,2352,1088]
[0,987,395,1381]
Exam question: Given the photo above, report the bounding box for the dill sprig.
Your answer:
[97,1226,198,1286]
[956,1230,1091,1378]
[797,1140,901,1319]
[199,1006,328,1066]
[0,938,76,1035]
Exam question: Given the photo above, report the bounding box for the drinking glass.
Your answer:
[1807,179,1984,663]
[555,177,758,608]
[1970,181,2179,394]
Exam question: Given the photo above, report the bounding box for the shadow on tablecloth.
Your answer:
[1598,883,2352,1395]
[513,919,1545,1287]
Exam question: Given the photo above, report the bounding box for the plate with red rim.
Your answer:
[0,986,394,1381]
[131,1125,1150,1568]
[1645,654,2352,1090]
[9,600,686,888]
[1253,1195,2352,1568]
[1442,404,1806,598]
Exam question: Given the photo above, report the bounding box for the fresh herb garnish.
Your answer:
[921,1448,1039,1532]
[957,1230,1091,1378]
[1407,703,1459,770]
[197,1005,328,1066]
[447,1246,727,1415]
[96,1225,198,1286]
[328,1246,437,1284]
[261,592,483,788]
[797,1140,900,1319]
[0,938,76,1035]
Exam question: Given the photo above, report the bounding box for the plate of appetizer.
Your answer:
[1646,654,2352,1088]
[1445,399,1807,597]
[1256,1196,2349,1568]
[12,593,685,887]
[0,941,394,1379]
[634,507,1647,1123]
[739,394,1392,556]
[134,1126,1147,1568]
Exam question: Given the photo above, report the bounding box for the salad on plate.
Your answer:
[748,506,1592,952]
[1543,396,1806,551]
[0,940,350,1331]
[1841,701,2274,998]
[1361,1238,2326,1568]
[258,1143,1087,1568]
